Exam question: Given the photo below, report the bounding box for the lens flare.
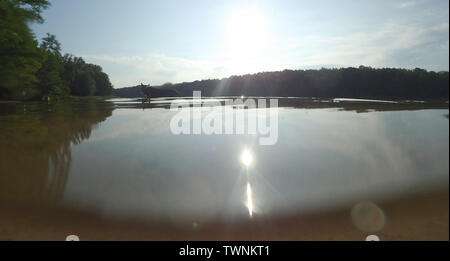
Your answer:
[351,201,385,232]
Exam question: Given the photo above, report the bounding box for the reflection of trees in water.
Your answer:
[46,140,71,203]
[0,101,113,205]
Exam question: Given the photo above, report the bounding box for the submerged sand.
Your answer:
[0,189,447,241]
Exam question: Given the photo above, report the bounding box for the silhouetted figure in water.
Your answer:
[141,83,151,103]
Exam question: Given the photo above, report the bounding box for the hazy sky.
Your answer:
[32,0,449,88]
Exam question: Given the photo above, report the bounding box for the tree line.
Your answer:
[0,0,113,100]
[115,66,449,101]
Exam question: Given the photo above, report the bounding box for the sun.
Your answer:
[241,149,253,167]
[226,8,267,59]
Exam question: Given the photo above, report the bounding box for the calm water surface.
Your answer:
[0,98,448,224]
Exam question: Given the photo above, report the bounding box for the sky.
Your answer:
[31,0,449,88]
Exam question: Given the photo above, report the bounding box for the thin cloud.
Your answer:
[281,21,449,70]
[397,1,417,8]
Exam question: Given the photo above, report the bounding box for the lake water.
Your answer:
[0,98,448,225]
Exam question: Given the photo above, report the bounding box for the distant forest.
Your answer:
[115,66,449,101]
[0,0,113,100]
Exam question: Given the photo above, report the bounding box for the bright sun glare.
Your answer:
[241,149,253,167]
[227,8,267,59]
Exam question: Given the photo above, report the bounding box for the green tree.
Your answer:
[71,72,95,96]
[36,33,69,99]
[93,71,113,96]
[84,64,113,96]
[40,33,61,55]
[36,52,68,98]
[0,0,50,99]
[61,54,85,89]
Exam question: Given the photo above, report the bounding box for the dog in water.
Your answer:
[140,83,151,102]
